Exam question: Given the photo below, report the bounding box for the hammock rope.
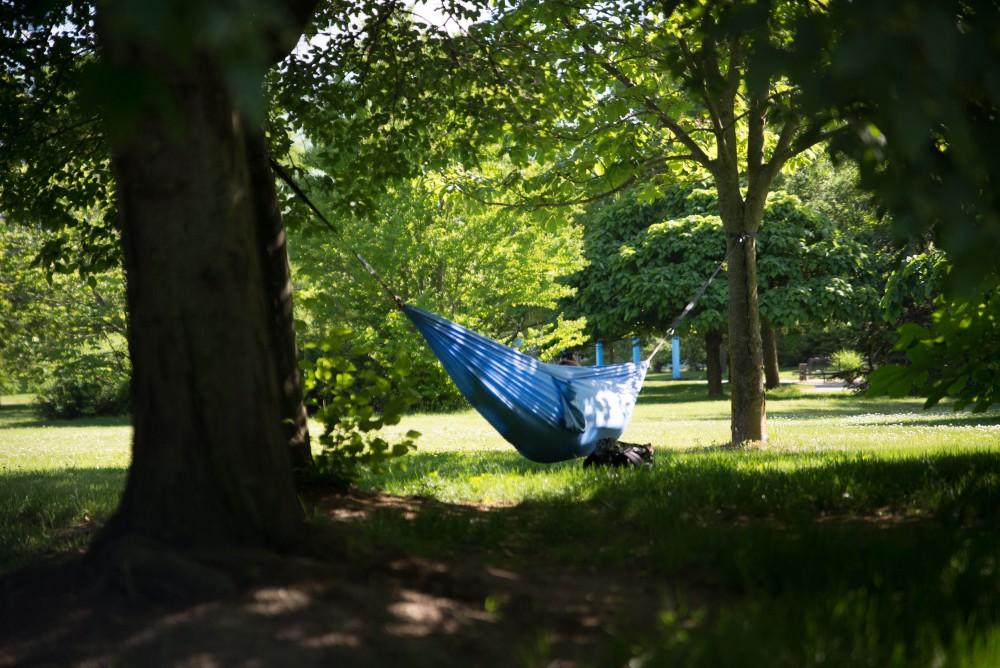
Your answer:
[644,235,745,363]
[270,158,404,309]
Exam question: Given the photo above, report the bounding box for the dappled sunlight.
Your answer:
[247,587,313,616]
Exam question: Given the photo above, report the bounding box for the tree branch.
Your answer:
[563,18,714,170]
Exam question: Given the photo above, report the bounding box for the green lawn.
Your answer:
[0,395,130,568]
[3,378,1000,665]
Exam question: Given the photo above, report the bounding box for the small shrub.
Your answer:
[830,348,865,384]
[35,356,130,419]
[302,327,421,486]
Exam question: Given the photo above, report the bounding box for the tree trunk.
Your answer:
[716,170,768,444]
[724,232,767,443]
[244,128,312,471]
[722,343,729,382]
[95,46,304,551]
[705,329,724,398]
[762,319,781,390]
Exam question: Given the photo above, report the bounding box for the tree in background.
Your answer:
[286,163,587,409]
[0,223,127,400]
[880,249,950,338]
[567,185,869,396]
[566,187,728,396]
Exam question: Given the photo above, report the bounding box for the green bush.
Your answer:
[302,327,421,486]
[35,356,130,419]
[831,348,865,384]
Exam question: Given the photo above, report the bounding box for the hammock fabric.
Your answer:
[404,305,648,463]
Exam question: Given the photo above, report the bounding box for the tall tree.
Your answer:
[567,186,867,398]
[445,1,847,442]
[2,0,322,569]
[2,2,314,472]
[89,0,319,555]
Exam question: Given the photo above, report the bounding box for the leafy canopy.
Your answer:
[567,185,870,339]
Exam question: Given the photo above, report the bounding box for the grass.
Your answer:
[3,377,1000,665]
[360,376,1000,665]
[0,397,130,568]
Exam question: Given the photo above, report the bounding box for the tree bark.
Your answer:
[705,329,724,398]
[762,319,781,390]
[716,169,767,444]
[95,36,305,551]
[724,232,767,443]
[244,128,312,470]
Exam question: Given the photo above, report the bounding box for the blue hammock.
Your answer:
[404,305,648,463]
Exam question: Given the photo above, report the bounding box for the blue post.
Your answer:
[631,337,641,365]
[671,336,681,379]
[595,339,605,366]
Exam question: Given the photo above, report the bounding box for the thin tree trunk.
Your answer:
[95,49,303,551]
[705,329,724,398]
[762,319,781,390]
[724,232,767,443]
[715,168,767,444]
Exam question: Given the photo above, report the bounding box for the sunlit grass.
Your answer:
[369,375,1000,504]
[0,400,129,568]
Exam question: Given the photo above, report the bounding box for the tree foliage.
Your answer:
[285,159,587,408]
[870,276,1000,412]
[771,0,1000,291]
[0,2,119,274]
[0,223,127,393]
[881,248,949,326]
[302,327,420,486]
[567,185,869,342]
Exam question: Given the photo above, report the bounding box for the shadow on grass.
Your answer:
[364,448,1000,529]
[340,448,1000,665]
[0,404,130,430]
[0,468,126,573]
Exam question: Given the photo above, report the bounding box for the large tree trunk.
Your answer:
[762,319,781,390]
[705,329,724,398]
[95,36,306,553]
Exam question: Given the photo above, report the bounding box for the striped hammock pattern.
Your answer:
[404,305,647,463]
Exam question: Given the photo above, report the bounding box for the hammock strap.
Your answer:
[269,158,404,309]
[645,233,752,364]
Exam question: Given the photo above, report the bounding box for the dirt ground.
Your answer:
[0,492,713,667]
